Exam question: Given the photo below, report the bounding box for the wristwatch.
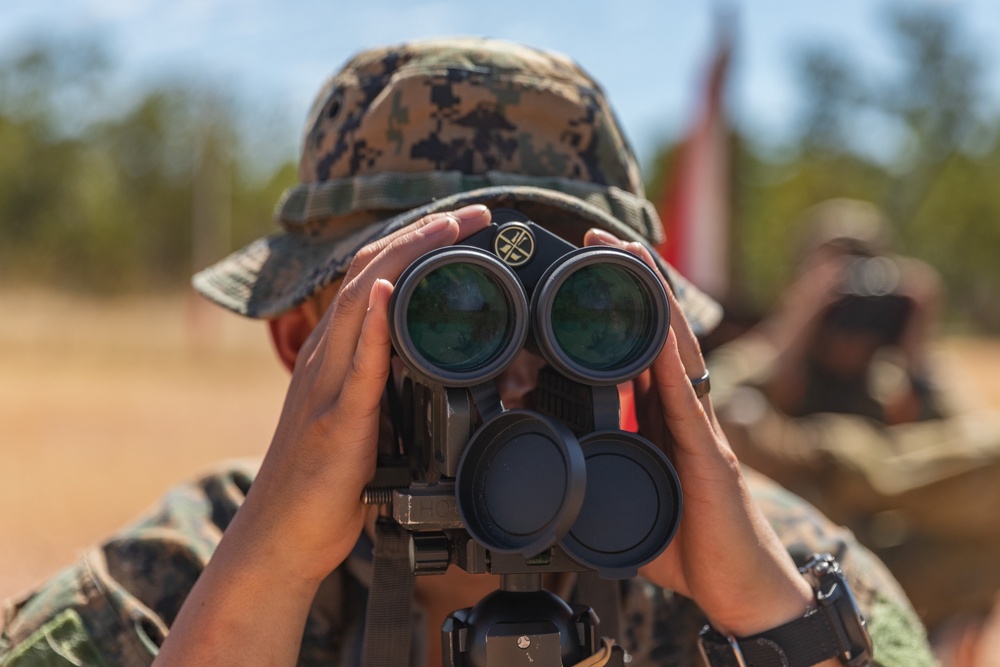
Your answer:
[697,553,874,667]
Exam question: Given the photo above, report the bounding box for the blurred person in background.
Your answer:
[709,198,1000,661]
[0,43,933,667]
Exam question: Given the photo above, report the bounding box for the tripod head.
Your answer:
[443,574,624,667]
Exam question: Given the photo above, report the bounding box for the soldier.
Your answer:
[709,198,1000,644]
[1,40,933,667]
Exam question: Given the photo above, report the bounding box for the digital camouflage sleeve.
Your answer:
[0,460,935,667]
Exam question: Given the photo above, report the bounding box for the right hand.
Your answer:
[233,204,492,584]
[153,205,492,666]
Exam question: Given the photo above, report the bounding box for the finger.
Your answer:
[322,204,491,339]
[319,206,491,392]
[338,205,492,288]
[625,241,706,377]
[326,279,394,464]
[304,206,491,364]
[584,229,707,380]
[652,328,728,467]
[631,368,670,450]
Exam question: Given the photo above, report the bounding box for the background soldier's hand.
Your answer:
[761,248,847,414]
[585,229,818,639]
[885,256,944,423]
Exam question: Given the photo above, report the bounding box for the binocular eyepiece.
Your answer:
[389,210,671,387]
[380,209,682,580]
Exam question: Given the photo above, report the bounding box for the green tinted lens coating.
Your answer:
[550,264,654,371]
[406,263,513,372]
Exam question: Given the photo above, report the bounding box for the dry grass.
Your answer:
[2,289,1000,611]
[0,289,287,601]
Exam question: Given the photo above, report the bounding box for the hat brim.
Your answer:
[193,185,722,336]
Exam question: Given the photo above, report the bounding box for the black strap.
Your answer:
[701,608,843,667]
[573,572,622,645]
[748,607,844,666]
[361,518,416,667]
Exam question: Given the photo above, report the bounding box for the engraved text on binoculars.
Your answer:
[417,497,457,520]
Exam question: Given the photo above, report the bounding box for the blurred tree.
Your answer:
[794,48,867,157]
[0,33,293,294]
[647,3,1000,331]
[0,32,110,135]
[880,5,988,231]
[0,34,100,285]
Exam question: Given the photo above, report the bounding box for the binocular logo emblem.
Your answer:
[493,223,535,267]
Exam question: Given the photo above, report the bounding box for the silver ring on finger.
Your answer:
[690,370,711,398]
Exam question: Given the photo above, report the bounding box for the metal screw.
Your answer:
[517,636,531,649]
[360,486,393,505]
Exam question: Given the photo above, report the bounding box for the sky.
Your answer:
[2,0,999,172]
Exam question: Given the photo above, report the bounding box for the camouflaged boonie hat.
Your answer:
[193,37,721,334]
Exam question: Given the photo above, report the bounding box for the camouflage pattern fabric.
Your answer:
[710,333,1000,630]
[191,38,722,335]
[294,39,643,191]
[0,461,935,666]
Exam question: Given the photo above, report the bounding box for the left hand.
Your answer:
[584,229,814,638]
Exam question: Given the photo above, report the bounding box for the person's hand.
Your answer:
[884,256,943,423]
[760,249,848,414]
[239,204,493,582]
[774,246,847,328]
[893,256,942,372]
[584,229,816,639]
[154,204,492,666]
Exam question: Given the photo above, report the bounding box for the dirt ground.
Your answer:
[2,288,1000,619]
[0,289,288,602]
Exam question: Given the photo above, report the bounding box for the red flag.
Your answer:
[657,25,733,302]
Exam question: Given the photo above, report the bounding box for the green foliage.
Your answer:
[0,34,293,294]
[3,7,999,335]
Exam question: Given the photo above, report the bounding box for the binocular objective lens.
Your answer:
[405,263,515,372]
[550,264,654,371]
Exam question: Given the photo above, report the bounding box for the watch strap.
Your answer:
[698,553,873,667]
[750,607,843,665]
[701,607,842,667]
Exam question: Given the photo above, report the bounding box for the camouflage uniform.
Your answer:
[0,461,933,666]
[1,39,935,666]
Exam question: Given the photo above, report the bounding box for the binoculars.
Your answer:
[825,254,913,344]
[390,211,672,387]
[374,209,683,580]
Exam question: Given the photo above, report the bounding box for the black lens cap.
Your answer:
[559,431,682,579]
[456,411,586,557]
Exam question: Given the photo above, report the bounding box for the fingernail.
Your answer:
[451,204,489,222]
[368,279,390,309]
[589,228,622,245]
[418,216,455,237]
